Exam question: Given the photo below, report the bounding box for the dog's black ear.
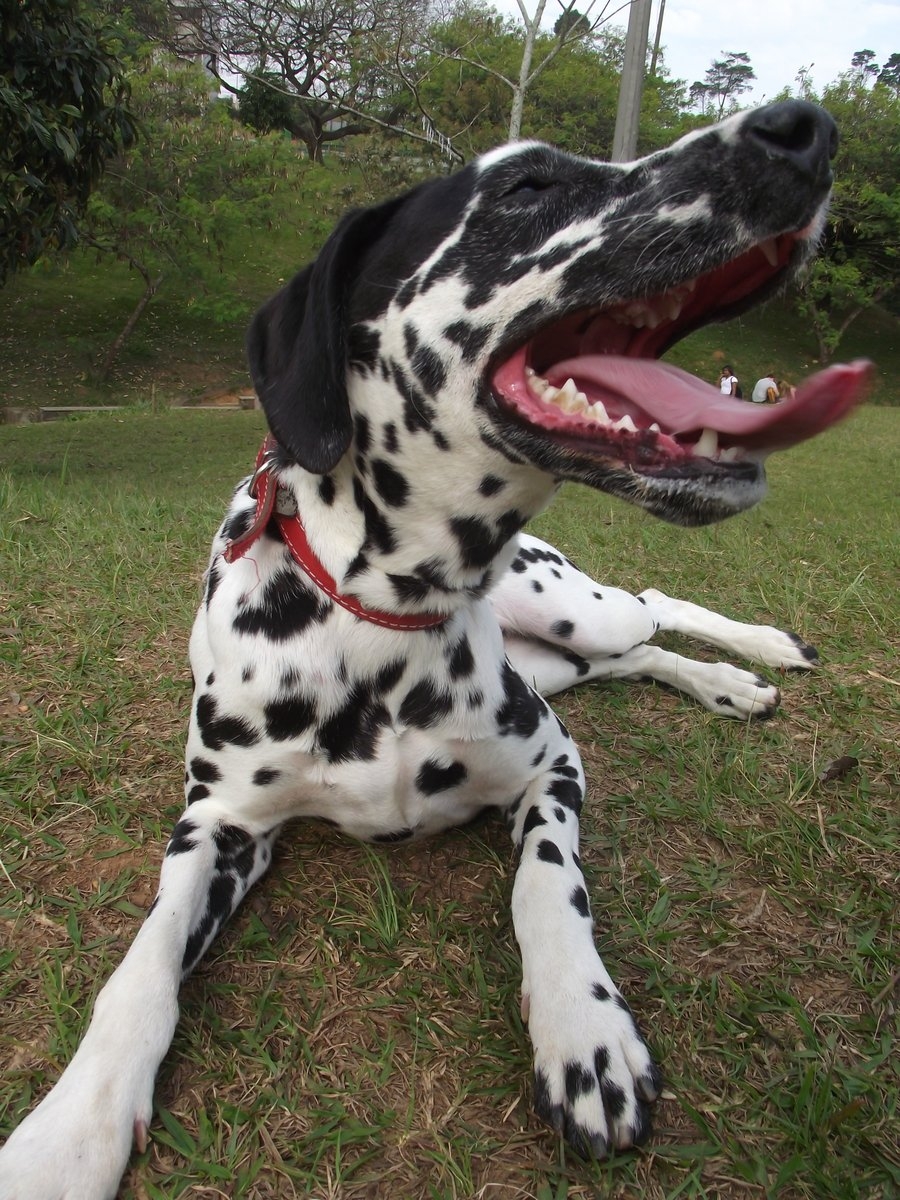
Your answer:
[246,197,409,474]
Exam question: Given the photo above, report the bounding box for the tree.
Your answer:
[689,51,755,118]
[878,52,900,94]
[850,49,879,80]
[792,75,900,362]
[434,0,630,144]
[170,0,433,162]
[81,56,306,377]
[0,0,135,285]
[237,70,300,135]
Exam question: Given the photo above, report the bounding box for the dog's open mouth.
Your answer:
[490,232,872,475]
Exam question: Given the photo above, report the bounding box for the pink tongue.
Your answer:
[546,356,873,449]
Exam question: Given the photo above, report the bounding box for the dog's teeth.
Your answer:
[614,414,638,433]
[719,445,743,462]
[694,427,719,457]
[649,422,661,433]
[591,400,611,424]
[759,237,779,267]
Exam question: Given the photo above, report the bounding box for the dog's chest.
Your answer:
[190,575,556,841]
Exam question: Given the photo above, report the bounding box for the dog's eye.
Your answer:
[503,177,559,198]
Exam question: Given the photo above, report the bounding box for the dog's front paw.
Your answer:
[0,1033,155,1200]
[526,978,662,1157]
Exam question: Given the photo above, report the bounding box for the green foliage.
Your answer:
[81,56,308,366]
[0,0,135,284]
[792,74,900,361]
[237,70,299,135]
[408,10,686,160]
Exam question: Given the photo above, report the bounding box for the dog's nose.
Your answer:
[745,100,838,179]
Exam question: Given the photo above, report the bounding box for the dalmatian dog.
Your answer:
[0,100,869,1199]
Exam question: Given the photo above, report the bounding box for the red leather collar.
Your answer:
[223,438,448,632]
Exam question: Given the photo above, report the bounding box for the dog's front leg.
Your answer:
[508,750,661,1157]
[0,802,278,1200]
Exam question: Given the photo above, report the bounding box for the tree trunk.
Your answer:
[507,0,547,141]
[99,270,163,382]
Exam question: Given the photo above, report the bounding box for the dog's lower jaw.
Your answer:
[628,468,769,526]
[488,416,769,527]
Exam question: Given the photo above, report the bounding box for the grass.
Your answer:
[1,407,898,1200]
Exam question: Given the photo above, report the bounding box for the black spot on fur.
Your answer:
[522,806,547,837]
[166,818,198,856]
[241,665,254,683]
[354,413,372,458]
[392,361,435,434]
[371,458,409,507]
[353,478,397,555]
[318,685,390,763]
[191,757,221,784]
[592,982,610,1002]
[383,422,399,454]
[551,619,575,640]
[496,661,542,739]
[450,511,522,570]
[537,839,564,865]
[565,1062,596,1103]
[531,580,543,593]
[264,693,316,742]
[233,568,330,642]
[253,767,281,786]
[187,784,210,805]
[196,694,259,752]
[447,636,475,679]
[416,758,468,794]
[318,475,337,506]
[222,504,254,545]
[412,344,448,396]
[478,474,506,497]
[181,824,257,975]
[562,648,591,678]
[570,886,590,917]
[517,544,564,567]
[601,1078,627,1119]
[206,565,221,606]
[442,319,492,361]
[548,777,583,814]
[399,679,453,729]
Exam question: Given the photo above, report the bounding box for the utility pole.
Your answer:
[649,0,666,78]
[611,0,652,162]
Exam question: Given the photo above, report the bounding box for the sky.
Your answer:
[491,0,900,103]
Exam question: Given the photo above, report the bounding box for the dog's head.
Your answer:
[248,100,870,528]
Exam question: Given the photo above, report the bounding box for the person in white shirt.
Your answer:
[719,365,739,395]
[751,373,779,404]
